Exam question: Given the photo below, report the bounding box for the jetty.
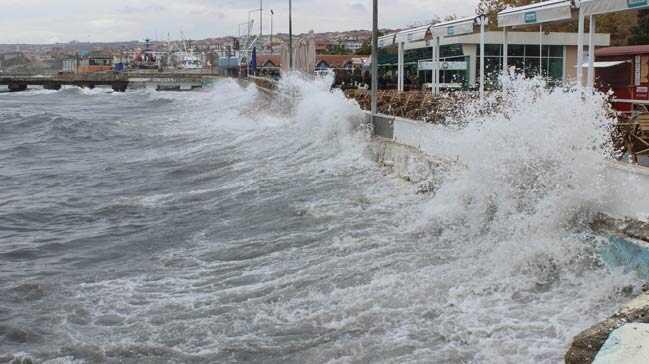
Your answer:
[0,71,223,92]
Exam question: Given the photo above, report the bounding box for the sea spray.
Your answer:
[0,76,640,363]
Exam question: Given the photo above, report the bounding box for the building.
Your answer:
[0,52,31,71]
[595,45,649,109]
[78,51,113,73]
[342,39,364,52]
[315,55,354,72]
[378,26,610,90]
[256,54,281,77]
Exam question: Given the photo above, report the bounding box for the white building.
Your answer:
[378,25,610,90]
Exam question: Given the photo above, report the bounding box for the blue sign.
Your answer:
[524,11,537,23]
[628,0,648,8]
[447,26,455,36]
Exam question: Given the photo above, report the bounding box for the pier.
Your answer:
[0,72,223,92]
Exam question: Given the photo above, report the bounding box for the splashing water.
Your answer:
[0,76,639,364]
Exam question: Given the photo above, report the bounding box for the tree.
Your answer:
[629,10,649,45]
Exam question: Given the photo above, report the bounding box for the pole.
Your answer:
[433,36,440,96]
[479,15,480,101]
[539,24,543,77]
[576,9,584,87]
[371,0,378,117]
[431,34,435,96]
[587,15,596,88]
[397,41,404,93]
[289,0,293,70]
[259,0,264,47]
[503,27,508,74]
[270,10,274,54]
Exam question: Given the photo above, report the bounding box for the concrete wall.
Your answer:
[372,113,649,222]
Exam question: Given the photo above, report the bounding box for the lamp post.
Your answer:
[476,13,487,102]
[270,9,274,54]
[371,0,378,118]
[289,0,293,70]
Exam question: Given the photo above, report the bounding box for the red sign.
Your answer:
[636,86,649,100]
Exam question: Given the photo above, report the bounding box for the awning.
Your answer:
[498,0,574,27]
[577,0,649,16]
[434,16,482,37]
[576,60,628,68]
[378,24,431,48]
[403,25,433,43]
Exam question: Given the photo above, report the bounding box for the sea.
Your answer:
[0,76,642,363]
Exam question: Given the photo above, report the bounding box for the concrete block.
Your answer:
[593,323,649,364]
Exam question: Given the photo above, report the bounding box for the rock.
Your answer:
[592,323,649,364]
[566,293,649,364]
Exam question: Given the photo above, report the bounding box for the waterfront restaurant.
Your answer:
[377,24,610,91]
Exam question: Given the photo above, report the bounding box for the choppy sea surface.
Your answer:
[0,77,642,363]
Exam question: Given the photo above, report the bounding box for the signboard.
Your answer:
[636,55,642,86]
[628,0,648,8]
[637,86,649,100]
[418,61,467,71]
[524,11,538,24]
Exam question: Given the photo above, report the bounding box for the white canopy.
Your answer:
[578,0,649,16]
[576,60,628,68]
[434,17,481,37]
[378,24,430,48]
[498,0,574,27]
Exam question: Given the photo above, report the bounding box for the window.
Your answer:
[478,43,565,86]
[525,45,540,58]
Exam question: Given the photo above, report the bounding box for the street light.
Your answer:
[270,9,274,54]
[289,0,293,70]
[371,0,378,118]
[475,13,488,102]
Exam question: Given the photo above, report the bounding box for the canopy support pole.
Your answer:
[587,15,596,89]
[576,9,585,87]
[539,24,543,77]
[479,15,486,101]
[503,27,508,74]
[371,0,378,117]
[435,36,440,95]
[397,41,404,93]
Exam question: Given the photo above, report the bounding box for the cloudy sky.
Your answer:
[1,0,480,44]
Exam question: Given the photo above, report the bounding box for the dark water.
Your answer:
[0,79,637,363]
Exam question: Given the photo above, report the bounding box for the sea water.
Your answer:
[0,77,641,363]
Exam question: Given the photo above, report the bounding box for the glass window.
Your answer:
[525,45,540,58]
[485,44,502,57]
[549,45,563,58]
[440,44,463,58]
[378,46,398,66]
[548,58,563,80]
[405,48,432,64]
[508,45,524,57]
